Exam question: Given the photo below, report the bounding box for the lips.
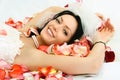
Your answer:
[47,28,55,38]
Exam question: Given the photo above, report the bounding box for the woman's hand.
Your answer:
[93,18,114,43]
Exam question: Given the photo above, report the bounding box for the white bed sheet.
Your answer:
[73,62,120,80]
[0,0,120,80]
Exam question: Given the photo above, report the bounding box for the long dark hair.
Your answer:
[37,10,84,44]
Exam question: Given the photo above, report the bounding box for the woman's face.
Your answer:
[40,14,78,45]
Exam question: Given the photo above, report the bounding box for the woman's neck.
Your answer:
[36,35,46,46]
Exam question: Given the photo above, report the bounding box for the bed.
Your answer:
[0,0,120,80]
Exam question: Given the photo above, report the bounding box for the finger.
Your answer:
[105,18,114,31]
[96,13,105,21]
[105,18,111,28]
[97,24,104,32]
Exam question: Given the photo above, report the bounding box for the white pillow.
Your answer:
[66,2,102,40]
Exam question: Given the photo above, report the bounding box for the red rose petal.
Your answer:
[38,45,49,53]
[105,51,115,62]
[64,4,69,7]
[0,69,6,80]
[0,29,7,36]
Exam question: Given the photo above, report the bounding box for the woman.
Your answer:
[13,6,114,75]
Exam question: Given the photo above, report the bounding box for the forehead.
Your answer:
[61,15,78,34]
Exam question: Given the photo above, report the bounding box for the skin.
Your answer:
[40,14,77,45]
[14,6,114,75]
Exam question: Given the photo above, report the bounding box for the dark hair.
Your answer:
[37,10,84,44]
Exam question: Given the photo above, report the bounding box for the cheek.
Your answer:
[56,33,70,43]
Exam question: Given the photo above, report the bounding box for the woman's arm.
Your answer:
[20,6,65,32]
[14,43,105,75]
[28,43,106,75]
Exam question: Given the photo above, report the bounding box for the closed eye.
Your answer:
[63,29,68,36]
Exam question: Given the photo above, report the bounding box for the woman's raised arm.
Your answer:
[20,6,65,32]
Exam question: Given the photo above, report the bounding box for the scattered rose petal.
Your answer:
[0,29,7,36]
[105,50,115,62]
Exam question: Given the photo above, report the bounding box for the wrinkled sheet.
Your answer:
[0,0,120,80]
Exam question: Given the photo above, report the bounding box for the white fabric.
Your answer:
[36,12,56,28]
[66,2,101,40]
[0,23,23,64]
[0,0,120,80]
[73,62,120,80]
